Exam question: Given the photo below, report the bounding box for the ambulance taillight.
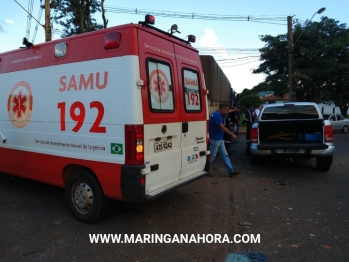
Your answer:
[104,32,121,50]
[188,35,196,43]
[125,125,144,165]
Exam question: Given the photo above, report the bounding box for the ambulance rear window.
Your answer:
[182,68,202,112]
[146,59,174,112]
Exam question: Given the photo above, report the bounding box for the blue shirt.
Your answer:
[209,110,224,140]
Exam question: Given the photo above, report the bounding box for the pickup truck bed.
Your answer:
[250,103,335,171]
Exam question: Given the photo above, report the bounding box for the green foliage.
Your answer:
[238,94,263,112]
[236,81,285,105]
[253,16,349,115]
[238,88,253,98]
[50,0,103,37]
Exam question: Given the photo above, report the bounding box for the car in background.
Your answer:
[322,114,349,133]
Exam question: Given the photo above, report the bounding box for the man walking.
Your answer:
[209,103,241,177]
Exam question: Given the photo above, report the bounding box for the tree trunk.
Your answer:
[79,0,84,33]
[85,0,91,30]
[101,0,108,28]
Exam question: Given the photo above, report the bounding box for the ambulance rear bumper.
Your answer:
[121,164,146,203]
[145,170,207,201]
[121,164,207,203]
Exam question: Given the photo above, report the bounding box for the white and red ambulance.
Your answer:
[0,15,210,223]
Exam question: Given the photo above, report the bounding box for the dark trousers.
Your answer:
[245,124,251,153]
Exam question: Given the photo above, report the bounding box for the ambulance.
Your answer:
[0,15,210,223]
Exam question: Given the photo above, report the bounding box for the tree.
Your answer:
[253,17,349,116]
[238,94,263,112]
[252,34,289,96]
[50,0,104,37]
[236,82,283,105]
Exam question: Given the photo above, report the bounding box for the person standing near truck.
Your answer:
[221,111,236,154]
[229,104,240,136]
[243,104,256,155]
[255,104,262,120]
[208,103,241,177]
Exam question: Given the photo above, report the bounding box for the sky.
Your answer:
[1,0,349,93]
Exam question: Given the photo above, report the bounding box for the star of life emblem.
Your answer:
[149,70,170,103]
[7,81,33,128]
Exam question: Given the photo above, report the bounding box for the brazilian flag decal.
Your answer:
[111,143,123,155]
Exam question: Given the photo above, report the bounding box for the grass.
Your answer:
[239,115,247,127]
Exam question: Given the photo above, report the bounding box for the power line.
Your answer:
[52,28,64,35]
[196,47,260,56]
[26,0,35,39]
[219,59,261,67]
[105,6,292,25]
[216,56,260,63]
[32,0,43,43]
[196,47,260,52]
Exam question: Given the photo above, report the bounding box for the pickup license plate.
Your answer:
[154,139,172,152]
[276,149,305,154]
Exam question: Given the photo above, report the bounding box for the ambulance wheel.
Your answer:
[66,170,108,223]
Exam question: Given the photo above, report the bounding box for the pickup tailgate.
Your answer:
[257,119,327,151]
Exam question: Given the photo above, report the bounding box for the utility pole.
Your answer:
[45,0,51,42]
[287,16,294,102]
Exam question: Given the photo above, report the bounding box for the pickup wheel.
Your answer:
[316,156,333,171]
[65,170,108,223]
[250,155,262,165]
[342,125,348,133]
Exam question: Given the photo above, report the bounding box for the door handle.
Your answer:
[182,122,188,133]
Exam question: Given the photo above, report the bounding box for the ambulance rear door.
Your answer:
[174,44,208,179]
[137,29,182,195]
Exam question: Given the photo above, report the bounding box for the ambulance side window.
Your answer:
[182,68,202,112]
[147,60,174,112]
[55,42,67,58]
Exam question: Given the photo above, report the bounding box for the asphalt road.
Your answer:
[230,131,349,262]
[0,132,348,262]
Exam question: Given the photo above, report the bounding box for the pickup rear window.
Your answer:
[261,105,320,120]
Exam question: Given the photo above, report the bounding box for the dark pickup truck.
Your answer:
[249,102,335,171]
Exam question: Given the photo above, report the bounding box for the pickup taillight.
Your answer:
[324,125,333,143]
[250,127,258,143]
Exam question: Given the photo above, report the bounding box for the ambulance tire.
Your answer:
[66,170,108,223]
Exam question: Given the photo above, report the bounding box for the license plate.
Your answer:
[276,149,305,153]
[154,139,172,152]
